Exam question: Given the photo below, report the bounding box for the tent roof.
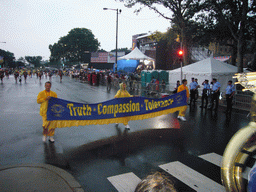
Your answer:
[169,57,238,74]
[117,47,154,61]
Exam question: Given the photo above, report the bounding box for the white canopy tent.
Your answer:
[168,57,239,93]
[117,47,155,61]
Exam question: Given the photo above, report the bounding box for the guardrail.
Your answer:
[232,90,253,110]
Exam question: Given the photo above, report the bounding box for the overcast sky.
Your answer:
[0,0,171,60]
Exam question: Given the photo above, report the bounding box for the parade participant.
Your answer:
[200,80,210,108]
[14,70,19,83]
[177,79,189,121]
[36,70,39,78]
[189,78,198,105]
[225,80,235,113]
[49,70,53,81]
[0,69,4,83]
[23,70,28,83]
[28,70,31,78]
[5,70,9,79]
[58,70,63,83]
[37,81,57,142]
[38,71,42,81]
[209,78,221,110]
[114,82,133,130]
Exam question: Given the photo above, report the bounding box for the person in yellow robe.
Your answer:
[114,82,133,130]
[37,81,57,142]
[177,79,190,121]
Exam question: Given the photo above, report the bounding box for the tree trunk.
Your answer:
[236,0,248,73]
[237,38,244,72]
[180,23,189,66]
[231,40,237,66]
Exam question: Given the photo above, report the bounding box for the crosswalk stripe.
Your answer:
[199,153,222,167]
[159,161,226,192]
[199,152,251,180]
[107,172,141,192]
[107,153,254,191]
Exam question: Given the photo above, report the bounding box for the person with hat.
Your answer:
[225,80,235,113]
[200,80,210,108]
[114,82,133,130]
[209,78,221,110]
[189,77,199,105]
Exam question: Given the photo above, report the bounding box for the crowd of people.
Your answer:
[1,67,237,125]
[175,77,236,121]
[0,68,66,84]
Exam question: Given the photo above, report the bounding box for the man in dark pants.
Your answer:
[225,80,235,113]
[189,78,197,105]
[210,78,221,110]
[200,80,210,108]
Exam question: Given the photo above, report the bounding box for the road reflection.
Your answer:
[64,128,184,167]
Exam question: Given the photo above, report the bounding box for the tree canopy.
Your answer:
[49,28,100,63]
[0,49,15,68]
[25,56,42,68]
[202,0,256,72]
[120,0,256,71]
[119,0,203,65]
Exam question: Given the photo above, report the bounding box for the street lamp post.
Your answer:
[103,8,121,72]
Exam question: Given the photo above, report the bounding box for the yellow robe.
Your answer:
[114,83,132,125]
[37,90,57,133]
[177,84,189,117]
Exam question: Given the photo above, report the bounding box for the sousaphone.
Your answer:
[221,72,256,191]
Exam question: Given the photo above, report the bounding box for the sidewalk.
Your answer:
[0,164,84,192]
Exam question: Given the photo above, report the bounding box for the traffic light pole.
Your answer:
[180,60,183,82]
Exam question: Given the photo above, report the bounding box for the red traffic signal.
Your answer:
[178,50,184,56]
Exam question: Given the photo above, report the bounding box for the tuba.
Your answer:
[221,72,256,191]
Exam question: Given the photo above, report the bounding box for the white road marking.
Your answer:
[159,161,226,192]
[199,153,222,167]
[107,172,141,192]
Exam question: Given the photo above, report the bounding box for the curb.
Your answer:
[0,164,84,192]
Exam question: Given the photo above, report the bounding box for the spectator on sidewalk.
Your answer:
[173,80,180,94]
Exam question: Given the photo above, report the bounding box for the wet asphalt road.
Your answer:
[0,75,251,191]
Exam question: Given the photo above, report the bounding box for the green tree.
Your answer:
[111,47,131,53]
[25,56,42,68]
[49,28,100,63]
[203,0,256,72]
[98,48,107,52]
[0,49,15,68]
[119,0,203,65]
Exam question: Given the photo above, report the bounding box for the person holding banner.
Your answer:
[114,82,133,130]
[177,79,190,121]
[37,81,57,142]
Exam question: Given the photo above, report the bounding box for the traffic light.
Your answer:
[178,50,183,62]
